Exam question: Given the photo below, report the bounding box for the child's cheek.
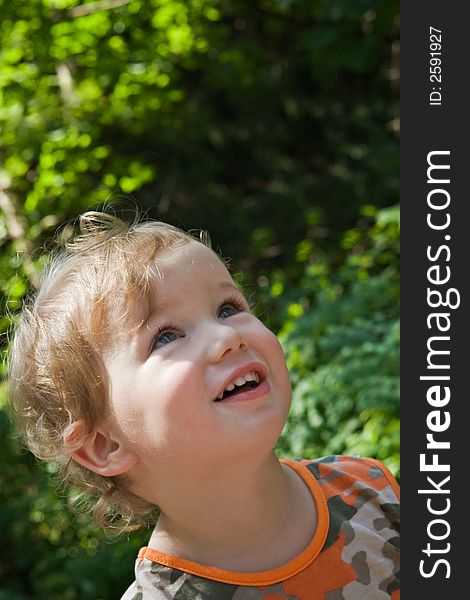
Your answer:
[261,324,288,359]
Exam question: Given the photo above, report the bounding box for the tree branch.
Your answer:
[69,0,133,18]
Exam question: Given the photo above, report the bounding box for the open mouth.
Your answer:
[214,370,262,402]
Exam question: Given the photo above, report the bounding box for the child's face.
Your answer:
[103,241,291,497]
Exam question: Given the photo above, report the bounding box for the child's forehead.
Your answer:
[154,240,228,274]
[146,241,235,302]
[109,241,236,338]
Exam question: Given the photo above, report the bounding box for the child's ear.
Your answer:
[63,420,138,477]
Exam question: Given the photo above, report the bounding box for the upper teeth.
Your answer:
[216,371,260,400]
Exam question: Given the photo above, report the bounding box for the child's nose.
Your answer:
[206,322,247,362]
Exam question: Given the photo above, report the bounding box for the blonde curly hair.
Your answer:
[8,211,208,530]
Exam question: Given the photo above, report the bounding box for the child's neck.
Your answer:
[148,452,317,572]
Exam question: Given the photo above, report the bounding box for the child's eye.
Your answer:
[219,305,238,319]
[152,326,181,350]
[218,296,248,320]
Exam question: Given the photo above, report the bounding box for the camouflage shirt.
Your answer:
[121,455,400,599]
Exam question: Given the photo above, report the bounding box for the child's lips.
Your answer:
[215,377,270,404]
[214,362,268,403]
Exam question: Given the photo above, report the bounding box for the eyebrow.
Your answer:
[219,281,242,292]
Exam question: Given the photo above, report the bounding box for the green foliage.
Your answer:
[0,0,398,597]
[276,206,400,477]
[1,0,398,290]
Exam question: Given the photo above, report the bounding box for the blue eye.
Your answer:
[219,305,238,319]
[153,328,180,349]
[218,296,247,320]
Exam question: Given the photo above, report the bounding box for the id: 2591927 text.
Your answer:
[429,27,442,107]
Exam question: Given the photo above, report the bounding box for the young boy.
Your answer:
[9,211,400,599]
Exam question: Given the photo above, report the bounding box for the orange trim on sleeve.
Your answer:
[138,459,329,586]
